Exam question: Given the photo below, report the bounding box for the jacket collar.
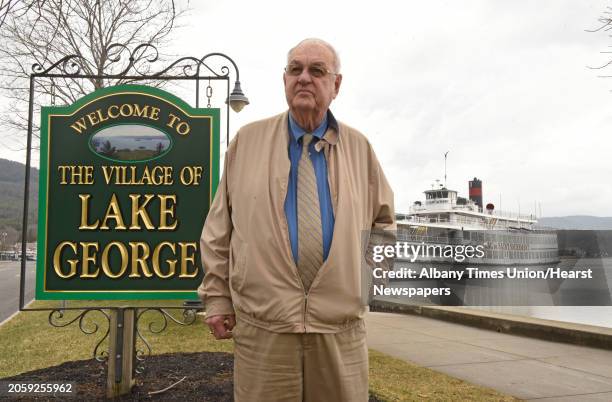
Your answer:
[323,110,339,145]
[284,110,339,152]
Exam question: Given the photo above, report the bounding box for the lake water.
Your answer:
[95,137,170,151]
[376,257,612,329]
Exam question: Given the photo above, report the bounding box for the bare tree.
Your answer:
[0,0,40,29]
[0,0,185,150]
[587,6,612,72]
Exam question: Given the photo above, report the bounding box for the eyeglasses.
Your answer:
[284,63,336,78]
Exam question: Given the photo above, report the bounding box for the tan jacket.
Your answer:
[198,111,395,333]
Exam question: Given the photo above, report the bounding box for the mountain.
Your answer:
[0,158,38,244]
[537,216,612,230]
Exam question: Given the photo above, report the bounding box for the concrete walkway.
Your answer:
[365,311,612,401]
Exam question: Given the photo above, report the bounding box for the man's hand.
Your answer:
[205,314,236,339]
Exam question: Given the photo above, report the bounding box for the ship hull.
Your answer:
[397,223,559,265]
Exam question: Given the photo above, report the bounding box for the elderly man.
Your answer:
[198,38,395,402]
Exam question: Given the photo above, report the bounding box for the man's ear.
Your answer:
[333,74,343,98]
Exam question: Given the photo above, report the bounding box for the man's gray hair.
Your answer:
[287,38,341,74]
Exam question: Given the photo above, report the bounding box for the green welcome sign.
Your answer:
[36,85,220,300]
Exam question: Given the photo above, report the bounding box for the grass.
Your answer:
[368,349,517,401]
[0,300,517,401]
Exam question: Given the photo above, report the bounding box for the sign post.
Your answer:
[107,308,136,397]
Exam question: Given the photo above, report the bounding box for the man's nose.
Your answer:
[297,67,313,83]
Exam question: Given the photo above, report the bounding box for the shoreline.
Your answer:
[370,298,612,350]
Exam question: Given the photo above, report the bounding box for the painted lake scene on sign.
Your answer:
[89,124,172,162]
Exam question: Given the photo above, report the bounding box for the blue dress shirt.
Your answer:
[284,112,336,263]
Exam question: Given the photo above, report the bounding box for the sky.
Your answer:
[1,0,611,217]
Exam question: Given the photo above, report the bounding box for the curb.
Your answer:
[370,299,612,350]
[0,300,34,328]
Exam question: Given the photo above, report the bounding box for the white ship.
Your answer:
[396,177,559,265]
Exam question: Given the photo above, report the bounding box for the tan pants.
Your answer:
[233,320,368,402]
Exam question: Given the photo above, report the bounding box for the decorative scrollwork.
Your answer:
[31,43,241,80]
[152,56,207,78]
[48,309,110,362]
[133,308,198,373]
[137,307,198,334]
[32,54,91,75]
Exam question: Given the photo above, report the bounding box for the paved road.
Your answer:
[366,311,612,401]
[0,261,35,324]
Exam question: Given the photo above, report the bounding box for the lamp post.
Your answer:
[196,52,250,146]
[0,232,6,260]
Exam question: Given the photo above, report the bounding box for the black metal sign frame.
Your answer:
[16,42,246,367]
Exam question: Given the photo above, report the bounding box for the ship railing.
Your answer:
[483,209,536,221]
[407,205,536,221]
[400,216,452,225]
[396,233,464,245]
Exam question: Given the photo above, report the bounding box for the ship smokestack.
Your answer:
[469,177,483,209]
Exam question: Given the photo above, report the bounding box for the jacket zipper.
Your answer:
[303,293,308,332]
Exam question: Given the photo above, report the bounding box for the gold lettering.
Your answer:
[86,111,100,126]
[152,241,176,278]
[133,104,149,118]
[102,166,113,184]
[159,194,178,230]
[179,166,193,185]
[79,194,99,230]
[83,166,94,184]
[166,113,180,129]
[53,241,78,278]
[192,166,202,185]
[151,166,162,185]
[179,166,202,185]
[69,165,81,184]
[58,165,94,185]
[166,113,191,135]
[179,242,198,278]
[96,109,109,123]
[58,166,69,185]
[81,242,99,278]
[176,122,190,135]
[139,166,151,185]
[108,105,120,119]
[129,242,153,278]
[119,104,133,117]
[128,194,155,230]
[70,117,88,134]
[101,241,129,278]
[99,193,127,230]
[150,107,160,120]
[163,166,173,185]
[101,165,174,186]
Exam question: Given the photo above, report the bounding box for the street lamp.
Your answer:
[197,52,250,145]
[227,80,249,112]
